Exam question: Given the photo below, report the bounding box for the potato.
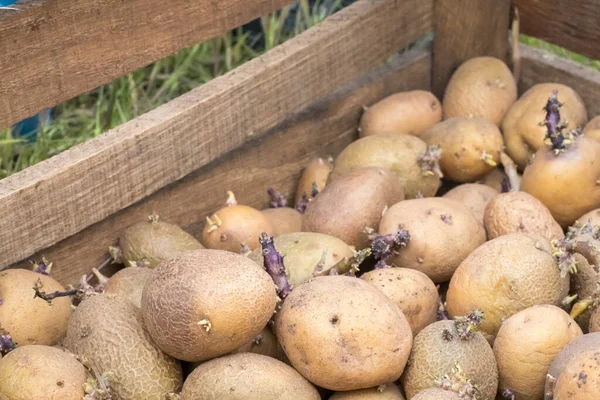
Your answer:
[302,167,405,249]
[401,319,498,400]
[104,266,153,308]
[442,183,499,225]
[0,269,72,347]
[378,198,486,283]
[443,56,517,126]
[584,116,600,133]
[359,90,442,138]
[275,275,413,391]
[483,191,564,241]
[360,268,438,335]
[248,232,354,286]
[553,349,600,399]
[577,208,600,227]
[420,117,503,182]
[329,135,441,199]
[478,168,509,192]
[141,250,276,362]
[493,305,582,400]
[118,215,204,268]
[329,383,405,399]
[567,247,600,332]
[64,295,182,400]
[446,234,569,343]
[411,388,460,400]
[202,191,274,253]
[260,207,302,236]
[590,308,600,332]
[521,135,600,227]
[502,83,588,169]
[295,157,334,207]
[181,353,319,400]
[0,345,87,400]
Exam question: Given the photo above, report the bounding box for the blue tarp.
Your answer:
[0,0,18,6]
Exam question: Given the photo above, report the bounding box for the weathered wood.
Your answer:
[0,0,296,129]
[432,0,511,98]
[0,0,433,273]
[519,44,600,118]
[514,0,600,62]
[14,48,433,285]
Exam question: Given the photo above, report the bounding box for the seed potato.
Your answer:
[479,168,509,192]
[104,266,154,308]
[329,383,405,399]
[411,388,460,400]
[442,183,499,225]
[295,157,334,207]
[260,207,303,236]
[553,349,600,399]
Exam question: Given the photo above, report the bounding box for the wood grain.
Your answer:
[514,0,600,62]
[0,0,295,128]
[519,44,600,118]
[0,0,433,274]
[13,49,433,285]
[432,0,511,98]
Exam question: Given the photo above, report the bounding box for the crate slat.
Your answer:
[520,44,600,118]
[0,0,294,128]
[514,0,600,62]
[0,0,433,274]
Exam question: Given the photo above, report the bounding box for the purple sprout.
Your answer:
[454,309,485,340]
[295,181,320,214]
[267,188,288,208]
[367,228,410,269]
[501,388,516,400]
[259,233,292,300]
[0,329,17,355]
[542,91,575,154]
[500,177,511,193]
[30,257,53,275]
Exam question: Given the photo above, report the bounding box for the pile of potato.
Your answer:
[2,55,600,400]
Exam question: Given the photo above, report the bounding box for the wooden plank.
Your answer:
[513,0,600,62]
[432,0,511,98]
[13,48,433,285]
[0,0,433,272]
[519,44,600,119]
[0,0,294,129]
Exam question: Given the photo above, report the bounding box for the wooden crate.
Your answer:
[0,0,599,285]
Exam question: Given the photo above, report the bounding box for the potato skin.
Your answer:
[411,388,460,400]
[483,191,564,241]
[329,135,440,199]
[553,350,600,399]
[378,198,486,283]
[302,167,405,249]
[421,117,504,182]
[275,275,413,391]
[329,383,405,399]
[248,232,354,286]
[502,83,588,169]
[584,116,600,133]
[360,268,438,335]
[590,308,600,332]
[479,168,509,192]
[120,218,204,268]
[141,250,276,362]
[0,345,87,400]
[104,266,154,308]
[64,295,182,400]
[359,90,442,138]
[181,353,319,400]
[295,157,333,207]
[401,320,498,400]
[0,269,72,347]
[442,183,499,225]
[260,207,302,236]
[446,234,570,343]
[520,135,600,227]
[493,305,582,400]
[443,56,517,126]
[576,208,600,227]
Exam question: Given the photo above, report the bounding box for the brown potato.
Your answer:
[104,266,154,308]
[295,157,334,207]
[478,168,509,192]
[248,232,355,286]
[443,56,517,126]
[378,198,486,283]
[442,183,499,225]
[359,90,442,138]
[553,349,600,399]
[329,383,405,399]
[64,295,182,400]
[502,83,588,169]
[590,308,600,332]
[181,353,320,400]
[411,388,460,400]
[401,319,498,400]
[568,250,600,332]
[583,115,600,137]
[521,135,600,227]
[141,250,276,362]
[329,135,441,199]
[275,275,413,391]
[302,167,405,249]
[493,305,582,400]
[446,234,569,343]
[0,269,72,347]
[118,215,204,268]
[420,117,504,182]
[260,207,303,236]
[483,191,564,241]
[0,345,87,400]
[577,208,600,227]
[360,268,438,335]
